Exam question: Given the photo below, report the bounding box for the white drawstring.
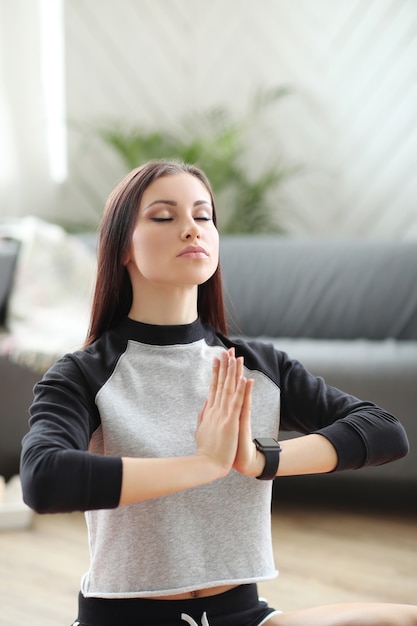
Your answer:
[181,611,210,625]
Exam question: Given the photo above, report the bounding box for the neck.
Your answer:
[128,284,198,326]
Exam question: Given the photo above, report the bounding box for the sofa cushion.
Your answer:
[220,236,417,340]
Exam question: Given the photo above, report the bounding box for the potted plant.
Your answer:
[93,86,299,234]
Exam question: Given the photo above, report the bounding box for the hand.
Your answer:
[233,376,265,477]
[224,351,265,478]
[195,350,248,477]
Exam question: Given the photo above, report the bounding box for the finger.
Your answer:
[227,375,248,417]
[218,354,239,412]
[239,378,254,433]
[214,351,232,406]
[235,356,244,387]
[206,357,220,408]
[228,347,239,384]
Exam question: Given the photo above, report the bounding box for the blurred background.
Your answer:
[1,0,417,237]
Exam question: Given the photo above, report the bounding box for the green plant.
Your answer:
[94,87,298,233]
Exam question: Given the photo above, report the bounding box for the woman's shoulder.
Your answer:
[40,326,127,390]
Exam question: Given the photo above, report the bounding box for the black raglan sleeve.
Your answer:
[224,334,409,472]
[276,350,409,471]
[20,354,123,514]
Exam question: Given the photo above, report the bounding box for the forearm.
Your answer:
[277,434,338,476]
[120,454,226,505]
[236,433,338,479]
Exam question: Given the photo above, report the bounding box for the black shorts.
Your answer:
[72,584,280,626]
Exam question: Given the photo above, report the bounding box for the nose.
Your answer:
[181,216,200,240]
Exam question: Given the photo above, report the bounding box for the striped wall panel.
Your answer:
[62,0,417,239]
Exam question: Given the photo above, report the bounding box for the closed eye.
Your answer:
[151,217,173,222]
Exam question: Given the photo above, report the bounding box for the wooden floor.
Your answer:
[1,495,416,626]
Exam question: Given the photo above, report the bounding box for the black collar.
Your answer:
[116,317,206,346]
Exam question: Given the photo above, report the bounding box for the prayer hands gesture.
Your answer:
[195,349,262,478]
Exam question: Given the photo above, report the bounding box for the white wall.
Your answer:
[3,0,417,239]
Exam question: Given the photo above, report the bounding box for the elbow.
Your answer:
[20,449,77,514]
[372,420,410,467]
[20,445,122,513]
[22,487,55,515]
[20,461,59,514]
[390,423,410,461]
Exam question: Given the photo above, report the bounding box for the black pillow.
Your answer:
[0,238,20,328]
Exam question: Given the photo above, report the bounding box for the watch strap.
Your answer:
[254,438,282,480]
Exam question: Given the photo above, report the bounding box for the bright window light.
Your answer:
[39,0,67,183]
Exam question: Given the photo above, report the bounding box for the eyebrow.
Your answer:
[143,199,212,211]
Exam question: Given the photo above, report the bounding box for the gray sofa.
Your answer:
[1,234,416,503]
[219,236,417,502]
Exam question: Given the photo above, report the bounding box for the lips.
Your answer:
[177,246,209,258]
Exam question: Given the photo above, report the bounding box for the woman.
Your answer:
[20,160,416,626]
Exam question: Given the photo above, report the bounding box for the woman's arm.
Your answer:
[277,433,338,475]
[22,351,249,512]
[120,351,248,504]
[231,345,408,479]
[233,373,338,478]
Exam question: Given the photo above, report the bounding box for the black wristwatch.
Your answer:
[253,438,282,480]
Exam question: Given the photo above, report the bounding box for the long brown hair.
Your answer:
[85,160,227,345]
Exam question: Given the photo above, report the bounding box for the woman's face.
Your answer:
[126,173,219,291]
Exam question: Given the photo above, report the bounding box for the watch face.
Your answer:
[255,438,279,449]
